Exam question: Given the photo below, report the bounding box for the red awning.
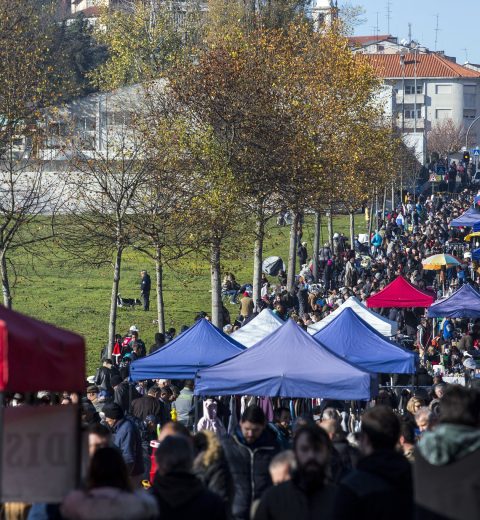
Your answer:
[0,306,85,393]
[366,276,436,309]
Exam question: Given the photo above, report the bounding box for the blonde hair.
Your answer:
[406,396,424,415]
[197,430,222,467]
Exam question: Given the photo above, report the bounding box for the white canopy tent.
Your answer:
[230,308,285,348]
[307,296,398,337]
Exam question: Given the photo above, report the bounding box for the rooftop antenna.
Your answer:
[462,48,469,63]
[408,22,412,44]
[434,14,440,51]
[375,11,380,38]
[386,0,392,35]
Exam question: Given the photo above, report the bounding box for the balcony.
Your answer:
[396,117,425,130]
[396,93,425,105]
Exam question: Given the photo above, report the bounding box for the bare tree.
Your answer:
[427,118,465,162]
[131,86,195,333]
[0,134,66,308]
[0,1,69,308]
[62,94,149,356]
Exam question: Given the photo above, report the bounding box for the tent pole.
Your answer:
[194,396,199,433]
[0,392,4,500]
[75,400,83,488]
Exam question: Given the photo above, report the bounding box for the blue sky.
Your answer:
[352,0,480,64]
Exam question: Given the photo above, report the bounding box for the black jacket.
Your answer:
[141,274,151,294]
[131,394,163,422]
[151,472,227,520]
[94,366,113,393]
[193,454,234,505]
[414,447,480,520]
[333,450,413,520]
[222,426,280,520]
[254,476,336,520]
[114,382,140,413]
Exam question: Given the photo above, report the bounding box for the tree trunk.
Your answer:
[327,206,334,252]
[108,247,123,358]
[382,186,387,227]
[367,199,374,247]
[286,211,299,292]
[349,211,355,250]
[252,206,265,308]
[0,251,12,309]
[155,244,165,334]
[391,181,395,212]
[210,238,222,328]
[375,188,379,231]
[312,210,321,282]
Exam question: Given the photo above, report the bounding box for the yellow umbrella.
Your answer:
[464,232,480,242]
[422,254,462,271]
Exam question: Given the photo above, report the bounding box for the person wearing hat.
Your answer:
[140,270,151,311]
[239,291,254,319]
[87,385,104,413]
[297,241,308,267]
[102,402,144,485]
[121,325,138,353]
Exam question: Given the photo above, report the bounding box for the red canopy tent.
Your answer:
[366,276,436,309]
[0,305,85,393]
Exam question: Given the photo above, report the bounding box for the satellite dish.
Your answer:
[400,38,409,46]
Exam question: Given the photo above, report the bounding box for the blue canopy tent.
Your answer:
[129,319,245,381]
[427,284,480,319]
[312,308,416,374]
[195,319,377,399]
[450,206,480,228]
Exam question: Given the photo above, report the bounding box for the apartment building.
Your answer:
[360,52,480,162]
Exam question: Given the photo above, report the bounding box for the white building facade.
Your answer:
[362,53,480,162]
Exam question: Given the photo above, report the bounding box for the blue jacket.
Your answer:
[372,233,383,247]
[112,417,144,476]
[442,319,454,341]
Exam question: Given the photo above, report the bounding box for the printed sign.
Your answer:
[1,405,78,502]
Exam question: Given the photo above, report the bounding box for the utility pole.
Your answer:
[386,1,392,34]
[434,14,440,51]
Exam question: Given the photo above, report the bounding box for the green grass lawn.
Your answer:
[11,214,363,374]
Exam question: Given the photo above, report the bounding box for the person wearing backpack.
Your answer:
[103,403,145,488]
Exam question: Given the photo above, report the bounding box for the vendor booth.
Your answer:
[313,308,416,373]
[129,318,245,380]
[307,296,398,337]
[195,319,377,400]
[366,276,436,308]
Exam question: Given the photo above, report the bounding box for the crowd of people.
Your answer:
[11,383,480,520]
[4,187,480,520]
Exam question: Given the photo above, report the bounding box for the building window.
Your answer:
[405,84,423,95]
[464,85,477,108]
[436,108,452,119]
[404,108,422,119]
[464,109,476,119]
[436,84,452,95]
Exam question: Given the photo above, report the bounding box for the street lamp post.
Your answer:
[465,114,480,150]
[413,46,418,134]
[400,53,406,204]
